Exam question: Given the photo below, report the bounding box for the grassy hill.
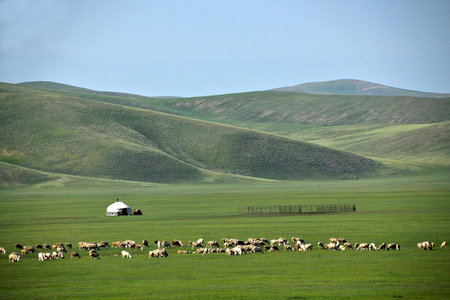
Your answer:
[161,91,450,125]
[0,82,384,184]
[270,79,450,98]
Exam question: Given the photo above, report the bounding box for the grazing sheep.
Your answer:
[44,253,54,260]
[387,243,400,251]
[149,248,168,258]
[329,238,338,244]
[121,250,133,259]
[300,244,313,251]
[0,247,6,254]
[89,250,100,260]
[177,250,192,254]
[368,243,377,251]
[9,252,20,262]
[171,240,183,247]
[142,240,149,247]
[338,238,347,243]
[377,243,386,251]
[70,252,81,258]
[98,241,110,249]
[440,241,447,248]
[43,244,51,250]
[65,243,72,249]
[317,242,325,249]
[36,244,43,250]
[52,251,64,259]
[292,237,305,244]
[344,243,353,250]
[421,241,433,250]
[207,241,220,248]
[135,244,144,251]
[325,243,338,250]
[14,244,23,250]
[356,243,369,251]
[284,244,294,251]
[268,245,279,252]
[188,240,204,248]
[38,252,46,261]
[154,240,170,249]
[251,246,264,254]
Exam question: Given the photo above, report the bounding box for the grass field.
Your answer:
[1,175,449,299]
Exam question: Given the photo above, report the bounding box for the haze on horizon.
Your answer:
[1,0,449,97]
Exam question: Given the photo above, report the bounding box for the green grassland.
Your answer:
[1,81,449,298]
[0,175,449,299]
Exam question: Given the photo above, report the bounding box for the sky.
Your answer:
[1,0,449,97]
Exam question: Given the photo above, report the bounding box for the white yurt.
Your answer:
[106,199,132,216]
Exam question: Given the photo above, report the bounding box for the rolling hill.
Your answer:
[0,82,386,185]
[270,79,450,98]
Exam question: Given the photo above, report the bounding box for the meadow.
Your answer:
[1,174,449,299]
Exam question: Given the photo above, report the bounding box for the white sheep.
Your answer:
[121,250,133,259]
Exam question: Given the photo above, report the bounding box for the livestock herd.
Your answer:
[1,237,447,262]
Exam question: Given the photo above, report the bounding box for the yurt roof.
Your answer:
[107,201,130,211]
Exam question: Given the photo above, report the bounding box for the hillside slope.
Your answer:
[0,83,382,183]
[163,91,450,125]
[270,79,450,98]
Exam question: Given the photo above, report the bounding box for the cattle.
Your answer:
[171,240,184,247]
[0,247,6,254]
[440,241,447,248]
[121,250,133,259]
[149,248,168,258]
[70,252,81,258]
[9,252,20,262]
[377,243,386,251]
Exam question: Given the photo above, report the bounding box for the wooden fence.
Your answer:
[238,204,356,215]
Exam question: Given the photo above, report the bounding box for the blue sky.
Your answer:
[1,0,449,97]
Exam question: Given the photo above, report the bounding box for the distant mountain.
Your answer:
[270,79,450,98]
